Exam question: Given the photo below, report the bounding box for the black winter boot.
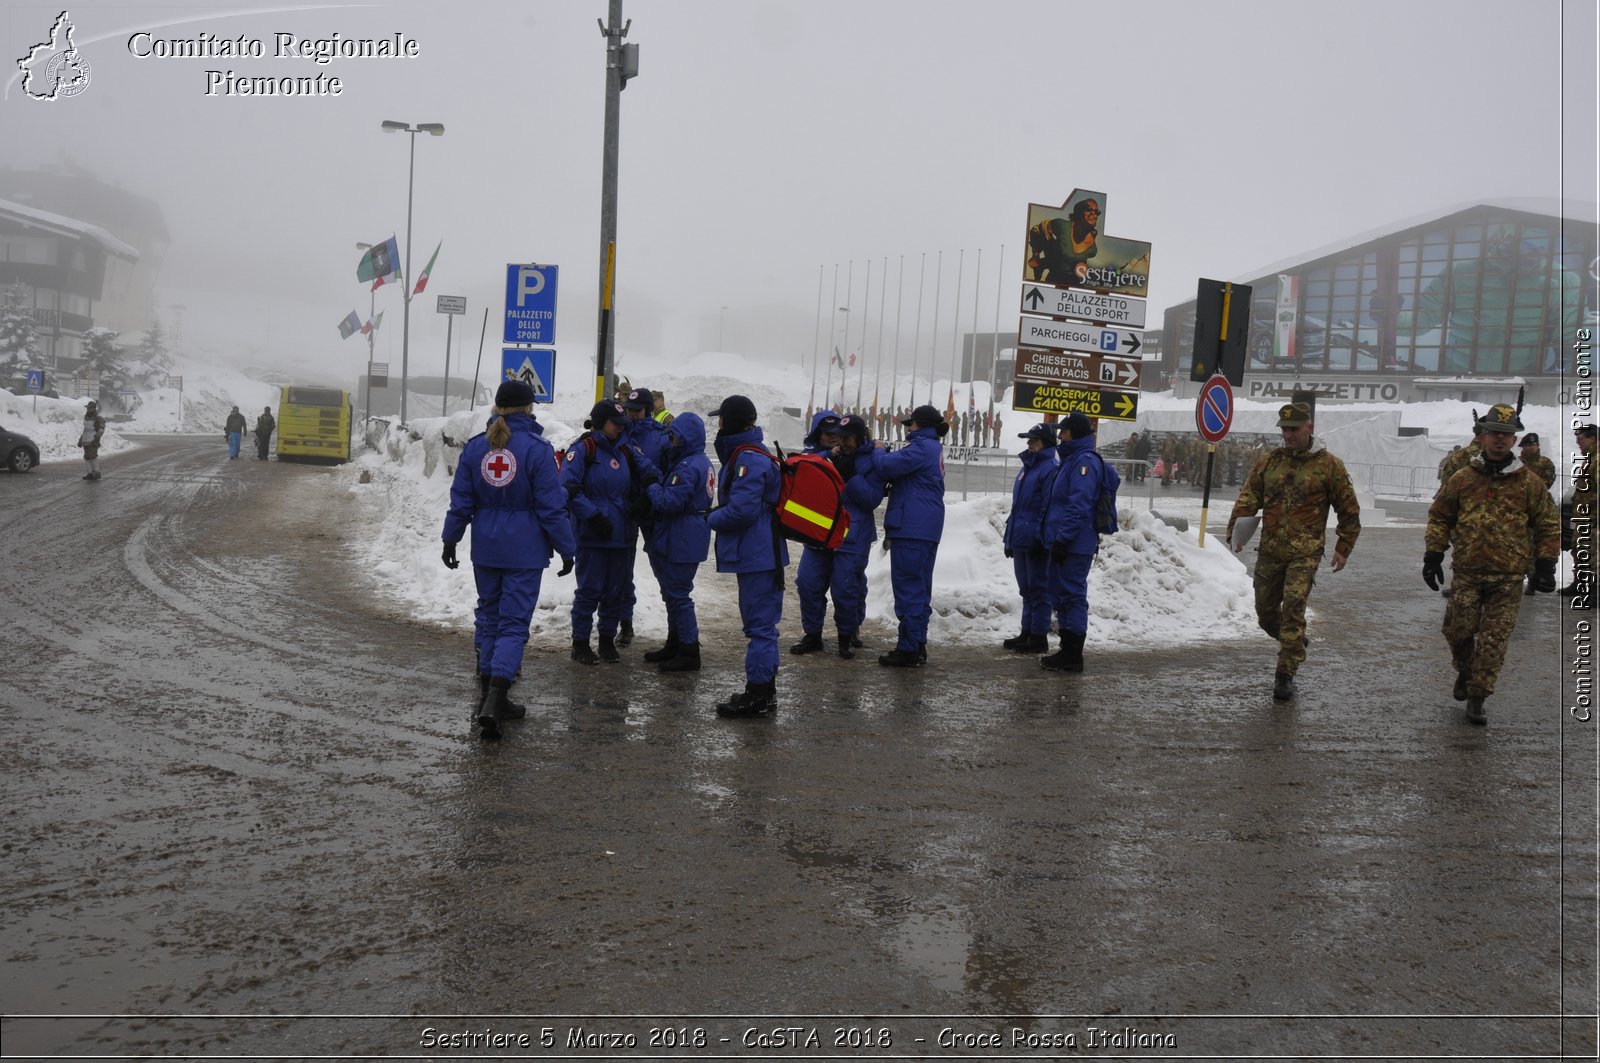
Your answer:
[659,641,700,672]
[1002,632,1028,650]
[1024,633,1050,654]
[790,632,825,655]
[598,635,621,663]
[615,621,634,647]
[837,631,856,659]
[643,633,680,663]
[477,678,513,739]
[1465,696,1488,725]
[877,648,922,668]
[1272,672,1295,701]
[478,674,526,717]
[1453,671,1469,702]
[571,639,599,665]
[1041,632,1085,672]
[716,680,776,718]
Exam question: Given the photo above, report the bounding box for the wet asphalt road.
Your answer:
[0,435,1594,1060]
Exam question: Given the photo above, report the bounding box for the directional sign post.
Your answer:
[1021,284,1148,329]
[1012,379,1139,422]
[1194,374,1236,547]
[1015,346,1140,392]
[436,296,467,417]
[501,348,556,404]
[1017,317,1143,358]
[504,264,559,346]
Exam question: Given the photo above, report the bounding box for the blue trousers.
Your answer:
[833,548,870,635]
[620,532,639,623]
[473,566,544,681]
[887,538,938,652]
[1013,551,1052,635]
[227,431,241,458]
[1048,552,1095,635]
[571,548,630,640]
[649,552,701,644]
[737,569,784,683]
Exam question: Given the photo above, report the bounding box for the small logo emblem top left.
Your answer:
[17,10,92,101]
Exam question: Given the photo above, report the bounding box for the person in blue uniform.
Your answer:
[870,403,947,667]
[790,409,843,655]
[441,379,577,740]
[707,394,788,717]
[1039,412,1103,672]
[617,386,671,647]
[1003,422,1060,654]
[635,411,714,671]
[562,400,658,665]
[834,413,884,657]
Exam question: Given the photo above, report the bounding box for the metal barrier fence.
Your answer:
[940,448,1158,511]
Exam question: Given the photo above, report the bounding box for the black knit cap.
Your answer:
[495,380,535,408]
[709,394,757,426]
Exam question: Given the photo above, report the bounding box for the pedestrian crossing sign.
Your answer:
[501,348,555,403]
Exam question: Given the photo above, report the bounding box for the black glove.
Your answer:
[586,513,614,540]
[556,555,574,577]
[628,494,653,522]
[1422,550,1445,591]
[1050,541,1069,562]
[1003,546,1014,559]
[639,467,662,486]
[441,542,459,570]
[1534,558,1557,593]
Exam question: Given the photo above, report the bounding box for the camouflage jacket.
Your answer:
[1436,440,1481,491]
[1228,442,1361,561]
[1426,455,1561,574]
[1522,453,1557,489]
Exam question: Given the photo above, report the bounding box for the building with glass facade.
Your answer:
[1159,200,1597,405]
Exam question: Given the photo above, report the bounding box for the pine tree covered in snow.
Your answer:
[136,318,172,372]
[81,326,140,412]
[0,283,42,378]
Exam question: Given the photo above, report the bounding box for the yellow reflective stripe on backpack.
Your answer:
[783,498,834,530]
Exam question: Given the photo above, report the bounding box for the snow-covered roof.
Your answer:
[0,197,140,261]
[1234,197,1598,288]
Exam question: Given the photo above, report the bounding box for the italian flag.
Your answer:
[412,241,442,295]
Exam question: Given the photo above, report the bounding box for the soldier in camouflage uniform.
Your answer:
[1227,401,1361,701]
[1424,404,1561,725]
[1516,433,1557,594]
[1433,422,1484,598]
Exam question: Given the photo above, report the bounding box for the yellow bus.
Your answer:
[276,385,352,463]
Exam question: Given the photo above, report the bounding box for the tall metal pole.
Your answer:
[400,131,415,424]
[596,0,631,401]
[442,313,453,417]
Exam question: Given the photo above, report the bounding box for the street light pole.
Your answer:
[381,119,445,424]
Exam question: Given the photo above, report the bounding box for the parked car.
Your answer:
[0,422,42,472]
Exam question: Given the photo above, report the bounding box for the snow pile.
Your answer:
[0,392,136,461]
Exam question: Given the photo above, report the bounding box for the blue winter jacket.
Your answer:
[643,412,713,563]
[1041,434,1102,555]
[708,425,789,573]
[838,441,884,555]
[627,414,672,470]
[561,429,647,549]
[443,412,577,568]
[1004,446,1059,551]
[803,409,842,449]
[870,426,945,543]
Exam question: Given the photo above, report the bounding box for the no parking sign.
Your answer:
[1195,374,1234,443]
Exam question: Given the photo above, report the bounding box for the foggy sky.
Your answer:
[3,0,1595,393]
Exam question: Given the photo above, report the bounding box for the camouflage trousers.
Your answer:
[1253,554,1319,677]
[1442,573,1524,698]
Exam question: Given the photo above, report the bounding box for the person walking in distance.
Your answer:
[1516,432,1556,594]
[871,404,947,667]
[707,394,788,717]
[636,412,714,672]
[1424,404,1561,724]
[253,406,276,461]
[1226,401,1361,701]
[78,400,105,480]
[440,380,576,740]
[224,405,247,459]
[1002,422,1059,654]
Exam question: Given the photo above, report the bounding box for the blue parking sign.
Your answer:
[504,264,558,346]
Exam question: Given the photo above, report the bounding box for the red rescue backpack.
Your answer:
[731,443,852,550]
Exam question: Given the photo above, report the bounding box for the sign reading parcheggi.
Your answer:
[1012,379,1139,421]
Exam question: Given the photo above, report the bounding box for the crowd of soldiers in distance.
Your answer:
[1104,431,1280,486]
